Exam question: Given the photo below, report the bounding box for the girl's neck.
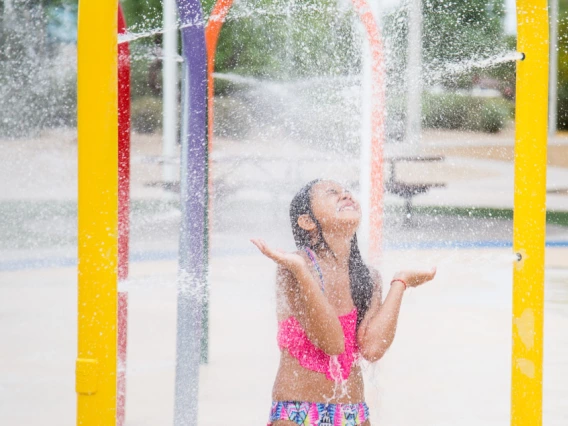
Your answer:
[316,234,351,267]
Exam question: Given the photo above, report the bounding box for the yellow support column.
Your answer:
[512,1,549,425]
[76,0,118,424]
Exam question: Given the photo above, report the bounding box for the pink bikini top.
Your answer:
[277,247,359,381]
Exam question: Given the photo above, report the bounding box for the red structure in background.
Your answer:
[117,5,131,426]
[118,5,130,281]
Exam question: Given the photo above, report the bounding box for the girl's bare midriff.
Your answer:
[272,349,365,403]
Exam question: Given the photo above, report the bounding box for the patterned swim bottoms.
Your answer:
[267,400,369,426]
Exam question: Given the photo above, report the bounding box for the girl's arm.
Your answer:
[251,238,345,355]
[357,268,436,362]
[278,264,345,355]
[357,272,404,362]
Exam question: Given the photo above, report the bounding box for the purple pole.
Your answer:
[174,0,207,424]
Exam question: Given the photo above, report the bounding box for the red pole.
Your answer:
[117,291,128,425]
[118,6,130,282]
[117,4,130,426]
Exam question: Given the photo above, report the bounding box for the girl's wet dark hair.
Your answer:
[289,179,375,329]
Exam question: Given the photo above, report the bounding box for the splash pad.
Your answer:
[76,1,550,425]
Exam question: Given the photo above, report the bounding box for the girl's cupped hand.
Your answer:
[393,267,437,288]
[250,238,307,272]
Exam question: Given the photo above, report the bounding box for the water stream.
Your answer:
[424,51,523,85]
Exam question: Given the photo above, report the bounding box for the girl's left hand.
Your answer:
[392,267,437,288]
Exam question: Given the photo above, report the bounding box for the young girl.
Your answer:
[251,179,436,426]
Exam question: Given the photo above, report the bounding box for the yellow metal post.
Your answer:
[76,0,118,424]
[512,1,549,425]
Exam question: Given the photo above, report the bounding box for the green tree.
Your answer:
[0,0,76,137]
[120,0,363,84]
[422,0,507,89]
[383,0,512,134]
[557,0,568,129]
[121,0,162,33]
[384,0,508,90]
[423,0,506,63]
[210,0,362,80]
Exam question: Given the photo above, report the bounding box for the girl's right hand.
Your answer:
[250,238,307,273]
[392,267,437,288]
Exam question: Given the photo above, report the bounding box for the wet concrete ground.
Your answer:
[1,129,568,424]
[1,248,567,425]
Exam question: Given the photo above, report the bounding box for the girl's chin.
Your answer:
[336,214,361,227]
[336,210,361,220]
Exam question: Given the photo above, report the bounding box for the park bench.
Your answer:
[385,155,446,226]
[142,153,446,227]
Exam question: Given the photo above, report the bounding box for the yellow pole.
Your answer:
[76,0,118,424]
[512,1,549,425]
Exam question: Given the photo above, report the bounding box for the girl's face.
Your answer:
[309,180,361,232]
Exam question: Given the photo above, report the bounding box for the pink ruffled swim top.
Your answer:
[277,308,359,381]
[276,247,359,381]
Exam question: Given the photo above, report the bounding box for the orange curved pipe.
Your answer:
[350,0,385,263]
[205,0,385,260]
[206,0,234,145]
[205,0,234,245]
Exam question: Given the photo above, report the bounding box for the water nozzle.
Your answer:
[514,249,528,270]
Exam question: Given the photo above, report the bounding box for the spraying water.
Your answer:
[424,51,524,85]
[118,3,353,45]
[3,0,568,425]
